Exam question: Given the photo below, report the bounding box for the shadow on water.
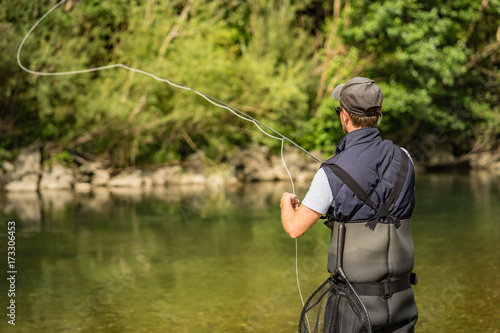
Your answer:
[0,171,499,332]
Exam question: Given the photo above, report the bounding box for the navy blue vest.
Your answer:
[321,127,415,222]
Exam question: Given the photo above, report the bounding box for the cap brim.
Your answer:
[331,83,345,101]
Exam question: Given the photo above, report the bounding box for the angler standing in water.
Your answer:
[281,77,418,332]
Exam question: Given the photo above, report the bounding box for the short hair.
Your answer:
[349,112,380,127]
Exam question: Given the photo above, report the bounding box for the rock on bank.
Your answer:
[0,143,319,192]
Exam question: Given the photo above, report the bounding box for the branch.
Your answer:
[128,95,147,120]
[465,42,500,69]
[400,118,421,147]
[466,0,490,44]
[158,0,194,58]
[67,132,96,148]
[473,64,500,79]
[313,0,342,110]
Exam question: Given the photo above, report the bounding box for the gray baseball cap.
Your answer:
[331,77,383,116]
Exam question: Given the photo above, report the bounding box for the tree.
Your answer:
[308,0,499,160]
[3,0,318,166]
[1,0,498,167]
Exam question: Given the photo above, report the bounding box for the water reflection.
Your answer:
[2,183,306,239]
[412,171,500,332]
[0,171,499,332]
[2,192,42,226]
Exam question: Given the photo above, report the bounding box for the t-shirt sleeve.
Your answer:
[301,168,334,215]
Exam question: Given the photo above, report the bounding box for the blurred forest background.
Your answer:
[1,0,499,168]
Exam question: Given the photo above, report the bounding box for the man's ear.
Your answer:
[342,109,351,123]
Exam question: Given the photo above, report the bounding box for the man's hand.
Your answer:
[280,192,322,238]
[281,192,299,211]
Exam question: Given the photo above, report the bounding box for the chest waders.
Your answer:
[322,147,418,329]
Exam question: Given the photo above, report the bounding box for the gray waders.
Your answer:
[322,148,418,331]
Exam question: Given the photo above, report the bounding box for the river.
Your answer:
[0,171,499,332]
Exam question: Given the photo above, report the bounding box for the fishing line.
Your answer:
[16,2,321,163]
[281,140,308,323]
[17,0,322,317]
[281,138,308,324]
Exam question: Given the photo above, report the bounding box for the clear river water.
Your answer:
[0,171,499,332]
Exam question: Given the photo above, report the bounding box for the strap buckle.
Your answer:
[381,279,393,299]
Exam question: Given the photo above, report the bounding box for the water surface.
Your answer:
[0,171,499,332]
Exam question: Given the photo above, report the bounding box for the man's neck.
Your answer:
[346,125,362,134]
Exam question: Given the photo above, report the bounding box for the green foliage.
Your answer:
[311,0,499,155]
[51,150,74,165]
[0,0,498,166]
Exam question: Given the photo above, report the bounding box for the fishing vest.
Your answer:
[320,127,418,328]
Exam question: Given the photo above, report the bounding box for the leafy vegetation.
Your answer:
[1,0,498,166]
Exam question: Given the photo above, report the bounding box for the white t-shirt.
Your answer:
[301,168,333,215]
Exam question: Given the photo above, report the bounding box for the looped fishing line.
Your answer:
[17,0,323,316]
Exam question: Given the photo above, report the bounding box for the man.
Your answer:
[281,77,418,332]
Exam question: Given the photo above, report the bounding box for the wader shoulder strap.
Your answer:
[321,163,377,212]
[385,148,409,211]
[364,147,410,230]
[322,148,409,230]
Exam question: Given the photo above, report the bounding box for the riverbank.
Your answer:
[0,141,320,193]
[1,140,499,193]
